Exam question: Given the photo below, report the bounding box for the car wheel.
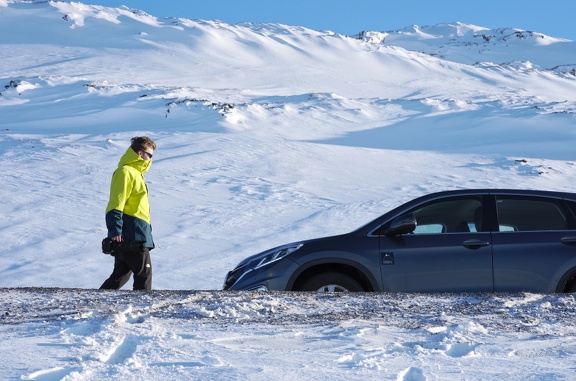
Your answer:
[300,272,364,292]
[566,282,576,293]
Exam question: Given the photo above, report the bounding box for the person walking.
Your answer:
[100,136,156,290]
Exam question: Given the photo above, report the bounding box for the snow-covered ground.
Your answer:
[1,1,576,379]
[3,289,576,380]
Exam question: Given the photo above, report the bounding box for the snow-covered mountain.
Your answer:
[2,2,576,379]
[358,22,576,72]
[2,0,576,285]
[3,1,576,98]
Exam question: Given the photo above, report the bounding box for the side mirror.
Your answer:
[384,214,417,236]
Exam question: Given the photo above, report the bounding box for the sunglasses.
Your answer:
[141,150,153,159]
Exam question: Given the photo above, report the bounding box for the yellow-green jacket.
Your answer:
[105,147,154,248]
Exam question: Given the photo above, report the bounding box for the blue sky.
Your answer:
[81,0,575,40]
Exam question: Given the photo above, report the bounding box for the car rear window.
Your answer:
[495,196,568,231]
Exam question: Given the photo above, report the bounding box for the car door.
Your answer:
[491,194,576,292]
[379,195,494,292]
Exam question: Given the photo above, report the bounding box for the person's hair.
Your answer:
[130,136,156,152]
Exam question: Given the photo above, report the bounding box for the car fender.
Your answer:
[286,251,381,291]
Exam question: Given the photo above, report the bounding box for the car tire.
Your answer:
[566,281,576,293]
[300,272,364,292]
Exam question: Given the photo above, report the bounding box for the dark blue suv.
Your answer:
[223,189,576,293]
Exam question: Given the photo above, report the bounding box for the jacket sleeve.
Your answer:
[105,167,132,237]
[106,209,124,238]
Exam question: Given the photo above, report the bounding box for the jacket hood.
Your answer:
[117,147,152,173]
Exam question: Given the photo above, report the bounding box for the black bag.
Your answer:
[102,238,145,255]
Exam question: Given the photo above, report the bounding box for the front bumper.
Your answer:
[222,258,298,291]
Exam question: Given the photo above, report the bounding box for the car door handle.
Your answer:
[462,239,491,249]
[560,236,576,245]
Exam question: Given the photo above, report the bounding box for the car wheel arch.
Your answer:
[556,267,576,293]
[287,259,379,292]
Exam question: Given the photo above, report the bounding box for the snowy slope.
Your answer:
[1,0,576,288]
[1,1,576,379]
[1,0,576,287]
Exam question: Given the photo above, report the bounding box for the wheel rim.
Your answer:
[316,284,349,292]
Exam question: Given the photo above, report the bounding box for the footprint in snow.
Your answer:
[200,355,224,367]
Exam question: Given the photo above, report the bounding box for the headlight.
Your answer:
[223,243,304,290]
[252,243,303,270]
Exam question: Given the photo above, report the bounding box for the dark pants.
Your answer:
[100,248,152,290]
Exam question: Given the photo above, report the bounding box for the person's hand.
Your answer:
[111,236,123,242]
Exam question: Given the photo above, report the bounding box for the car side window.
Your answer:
[495,196,568,232]
[565,200,576,222]
[408,197,483,234]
